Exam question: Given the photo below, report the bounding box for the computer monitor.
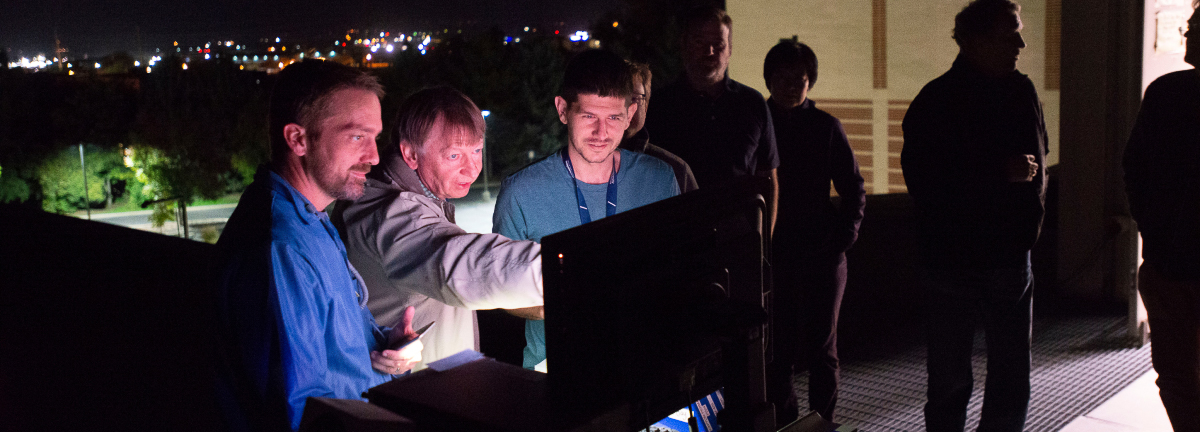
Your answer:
[542,179,771,430]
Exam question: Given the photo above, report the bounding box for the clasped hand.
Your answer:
[370,306,423,375]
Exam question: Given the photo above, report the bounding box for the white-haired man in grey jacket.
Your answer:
[337,86,543,369]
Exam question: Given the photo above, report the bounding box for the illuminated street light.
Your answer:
[613,21,619,27]
[182,63,188,70]
[481,110,491,118]
[275,37,280,43]
[134,61,140,66]
[386,44,394,52]
[146,66,151,73]
[94,62,101,68]
[204,53,210,60]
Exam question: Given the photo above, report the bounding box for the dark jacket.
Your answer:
[770,98,866,254]
[901,56,1049,269]
[1124,69,1200,280]
[645,76,779,188]
[620,128,700,193]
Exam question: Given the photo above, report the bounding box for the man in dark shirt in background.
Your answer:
[645,6,779,230]
[901,1,1047,431]
[620,61,699,193]
[763,40,866,425]
[1123,6,1200,430]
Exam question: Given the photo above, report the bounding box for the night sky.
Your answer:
[3,0,621,57]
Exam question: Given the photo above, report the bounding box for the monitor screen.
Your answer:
[542,179,770,429]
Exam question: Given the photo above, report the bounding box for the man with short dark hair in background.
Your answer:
[620,62,698,193]
[338,86,544,370]
[901,1,1047,431]
[645,6,778,231]
[216,60,423,431]
[493,49,679,371]
[1124,5,1200,430]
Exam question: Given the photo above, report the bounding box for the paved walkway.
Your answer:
[1058,369,1172,432]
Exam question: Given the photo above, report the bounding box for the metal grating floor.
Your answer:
[790,316,1153,431]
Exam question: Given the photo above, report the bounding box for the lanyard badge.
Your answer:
[560,149,618,224]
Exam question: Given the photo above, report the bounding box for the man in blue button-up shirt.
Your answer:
[216,60,423,432]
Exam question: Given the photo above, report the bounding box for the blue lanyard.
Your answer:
[561,149,618,224]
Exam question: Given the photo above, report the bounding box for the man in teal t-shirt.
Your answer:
[492,49,679,370]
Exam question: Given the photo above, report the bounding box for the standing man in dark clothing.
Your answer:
[645,6,779,230]
[1123,6,1200,430]
[762,40,865,425]
[901,1,1047,431]
[620,61,699,193]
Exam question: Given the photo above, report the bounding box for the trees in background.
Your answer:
[0,23,672,214]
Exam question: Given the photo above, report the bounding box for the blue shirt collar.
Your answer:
[262,168,324,225]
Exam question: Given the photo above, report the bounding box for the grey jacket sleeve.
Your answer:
[370,193,543,310]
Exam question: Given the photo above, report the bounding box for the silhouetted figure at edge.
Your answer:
[1124,5,1200,431]
[762,40,865,426]
[645,6,779,232]
[900,1,1047,431]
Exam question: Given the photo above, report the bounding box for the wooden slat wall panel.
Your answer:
[873,0,888,89]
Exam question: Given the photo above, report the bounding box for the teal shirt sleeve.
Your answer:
[493,178,527,240]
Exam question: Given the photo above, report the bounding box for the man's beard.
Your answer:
[308,159,372,201]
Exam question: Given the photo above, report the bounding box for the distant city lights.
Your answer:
[3,27,466,74]
[7,55,52,70]
[569,31,590,42]
[613,21,619,27]
[481,110,491,118]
